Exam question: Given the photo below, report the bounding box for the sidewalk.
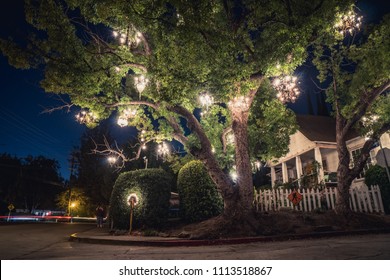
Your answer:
[69,226,390,247]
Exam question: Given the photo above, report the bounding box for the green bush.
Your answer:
[109,169,172,230]
[177,160,223,222]
[365,165,390,214]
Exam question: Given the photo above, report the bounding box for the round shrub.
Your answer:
[109,169,172,230]
[177,160,223,222]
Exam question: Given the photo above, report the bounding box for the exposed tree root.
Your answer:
[164,210,390,240]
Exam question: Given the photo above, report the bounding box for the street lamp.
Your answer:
[69,202,76,223]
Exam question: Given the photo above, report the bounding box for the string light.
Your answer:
[75,110,98,125]
[117,108,138,128]
[199,92,214,112]
[117,117,128,127]
[255,160,261,171]
[157,142,170,160]
[123,108,137,118]
[135,32,142,44]
[227,133,235,145]
[362,114,379,138]
[107,156,117,166]
[113,29,144,47]
[334,10,363,36]
[228,96,250,110]
[272,75,300,103]
[230,170,238,182]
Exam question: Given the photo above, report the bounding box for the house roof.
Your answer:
[296,115,359,143]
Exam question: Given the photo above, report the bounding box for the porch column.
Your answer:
[314,147,325,183]
[296,156,303,178]
[282,162,288,183]
[271,167,276,187]
[296,156,303,186]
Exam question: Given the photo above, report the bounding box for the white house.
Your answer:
[268,115,390,188]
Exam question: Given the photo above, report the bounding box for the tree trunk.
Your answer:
[171,103,254,219]
[335,118,354,215]
[230,104,254,217]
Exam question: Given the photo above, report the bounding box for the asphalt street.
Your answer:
[1,223,390,260]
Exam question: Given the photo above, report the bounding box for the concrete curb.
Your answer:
[69,227,390,247]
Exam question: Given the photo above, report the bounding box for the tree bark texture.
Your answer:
[230,105,254,216]
[335,117,354,215]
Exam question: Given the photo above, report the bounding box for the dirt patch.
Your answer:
[161,210,390,240]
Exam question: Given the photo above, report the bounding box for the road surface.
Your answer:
[1,223,390,259]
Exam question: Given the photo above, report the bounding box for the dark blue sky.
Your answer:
[0,0,389,179]
[0,0,86,179]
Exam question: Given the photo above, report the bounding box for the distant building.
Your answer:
[268,115,390,189]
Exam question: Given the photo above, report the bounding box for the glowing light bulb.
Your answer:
[117,117,128,127]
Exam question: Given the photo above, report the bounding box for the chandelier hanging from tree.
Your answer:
[272,75,300,103]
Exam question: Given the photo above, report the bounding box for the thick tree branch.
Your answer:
[137,32,152,56]
[168,105,212,152]
[350,122,390,180]
[343,81,390,136]
[106,100,159,110]
[165,116,189,145]
[168,104,236,198]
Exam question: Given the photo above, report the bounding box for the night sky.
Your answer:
[0,0,389,180]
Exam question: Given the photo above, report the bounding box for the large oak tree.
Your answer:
[1,0,353,223]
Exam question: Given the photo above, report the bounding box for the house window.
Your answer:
[350,148,373,179]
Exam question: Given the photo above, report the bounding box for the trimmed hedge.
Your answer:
[109,169,172,230]
[177,160,223,222]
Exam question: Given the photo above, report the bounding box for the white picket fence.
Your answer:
[254,185,384,214]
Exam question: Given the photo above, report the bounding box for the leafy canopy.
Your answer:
[0,0,353,164]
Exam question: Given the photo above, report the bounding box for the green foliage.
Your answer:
[299,160,322,189]
[0,0,348,134]
[169,154,195,174]
[365,165,390,214]
[109,169,172,230]
[313,15,390,135]
[365,165,389,187]
[177,160,223,222]
[0,0,357,214]
[56,188,91,216]
[249,80,298,160]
